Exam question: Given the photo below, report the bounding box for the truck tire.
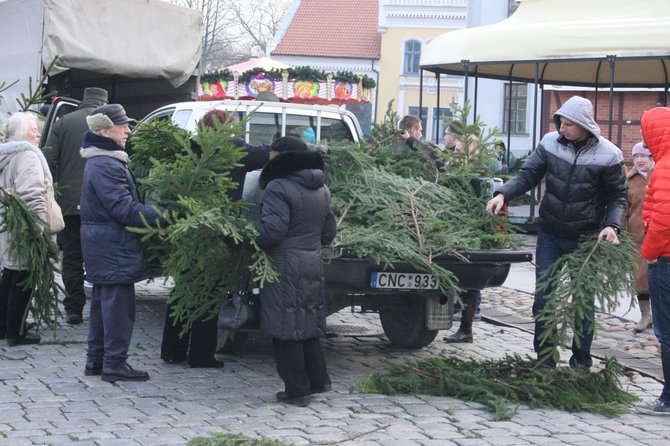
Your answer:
[379,296,438,349]
[217,331,249,353]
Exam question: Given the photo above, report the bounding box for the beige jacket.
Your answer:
[0,141,50,270]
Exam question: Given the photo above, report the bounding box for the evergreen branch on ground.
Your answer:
[360,354,637,420]
[535,232,638,361]
[188,432,291,446]
[0,190,63,332]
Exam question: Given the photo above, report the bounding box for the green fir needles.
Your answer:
[535,232,638,361]
[0,189,63,332]
[361,355,637,420]
[128,119,276,333]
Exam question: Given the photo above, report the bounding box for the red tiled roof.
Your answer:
[272,0,381,59]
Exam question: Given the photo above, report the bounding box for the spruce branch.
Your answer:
[361,354,637,420]
[0,189,63,333]
[535,232,638,358]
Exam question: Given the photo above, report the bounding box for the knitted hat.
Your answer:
[632,142,652,157]
[86,104,134,131]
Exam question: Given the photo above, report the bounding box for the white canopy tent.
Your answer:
[419,0,670,228]
[421,0,670,88]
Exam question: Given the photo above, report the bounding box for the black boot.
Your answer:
[6,332,41,346]
[444,291,477,343]
[101,362,150,382]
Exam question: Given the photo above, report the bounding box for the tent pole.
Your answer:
[435,72,441,144]
[473,65,479,121]
[594,61,603,121]
[529,63,540,222]
[607,55,616,141]
[419,69,424,124]
[506,65,515,168]
[462,60,470,123]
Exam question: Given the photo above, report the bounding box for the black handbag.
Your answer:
[217,291,260,330]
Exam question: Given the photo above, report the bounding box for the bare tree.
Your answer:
[224,0,291,57]
[168,0,236,70]
[168,0,291,70]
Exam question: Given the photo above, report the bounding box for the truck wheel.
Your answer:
[217,331,249,353]
[379,296,438,349]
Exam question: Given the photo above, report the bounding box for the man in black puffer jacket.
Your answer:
[257,136,337,407]
[487,95,627,369]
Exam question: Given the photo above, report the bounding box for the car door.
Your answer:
[39,97,79,148]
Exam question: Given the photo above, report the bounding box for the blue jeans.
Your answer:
[534,230,594,368]
[648,260,670,404]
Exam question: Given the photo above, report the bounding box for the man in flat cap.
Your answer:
[43,87,108,325]
[80,104,166,383]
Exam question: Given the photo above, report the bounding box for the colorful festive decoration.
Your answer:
[198,65,376,104]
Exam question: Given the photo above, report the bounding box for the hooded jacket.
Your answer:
[640,107,670,260]
[496,96,627,239]
[79,131,165,284]
[257,151,337,341]
[0,141,50,269]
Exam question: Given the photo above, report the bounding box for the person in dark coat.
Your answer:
[160,109,270,367]
[44,87,108,325]
[257,136,337,407]
[80,104,166,382]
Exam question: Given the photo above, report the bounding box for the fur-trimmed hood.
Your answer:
[260,151,325,190]
[0,140,52,183]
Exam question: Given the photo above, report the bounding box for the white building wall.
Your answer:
[463,0,538,158]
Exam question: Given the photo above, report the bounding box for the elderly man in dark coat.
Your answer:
[44,87,108,325]
[257,136,337,407]
[80,104,166,383]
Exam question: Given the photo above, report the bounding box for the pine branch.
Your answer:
[361,354,637,421]
[535,232,638,357]
[0,190,63,333]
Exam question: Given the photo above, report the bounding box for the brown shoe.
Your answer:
[443,329,473,343]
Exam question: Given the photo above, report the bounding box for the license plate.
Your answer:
[370,272,438,290]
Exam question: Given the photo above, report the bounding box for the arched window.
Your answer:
[404,40,421,75]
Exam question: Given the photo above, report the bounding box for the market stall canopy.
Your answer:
[421,0,670,88]
[225,57,291,73]
[42,0,202,87]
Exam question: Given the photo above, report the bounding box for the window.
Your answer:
[407,106,428,129]
[432,107,453,144]
[503,83,527,135]
[404,40,421,75]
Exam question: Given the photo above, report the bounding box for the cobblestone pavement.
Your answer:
[0,235,667,446]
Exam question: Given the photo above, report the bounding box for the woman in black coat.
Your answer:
[257,136,337,407]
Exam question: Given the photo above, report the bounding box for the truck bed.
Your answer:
[324,250,533,293]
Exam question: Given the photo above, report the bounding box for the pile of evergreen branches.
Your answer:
[0,189,62,331]
[324,144,511,297]
[128,104,515,324]
[361,354,638,420]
